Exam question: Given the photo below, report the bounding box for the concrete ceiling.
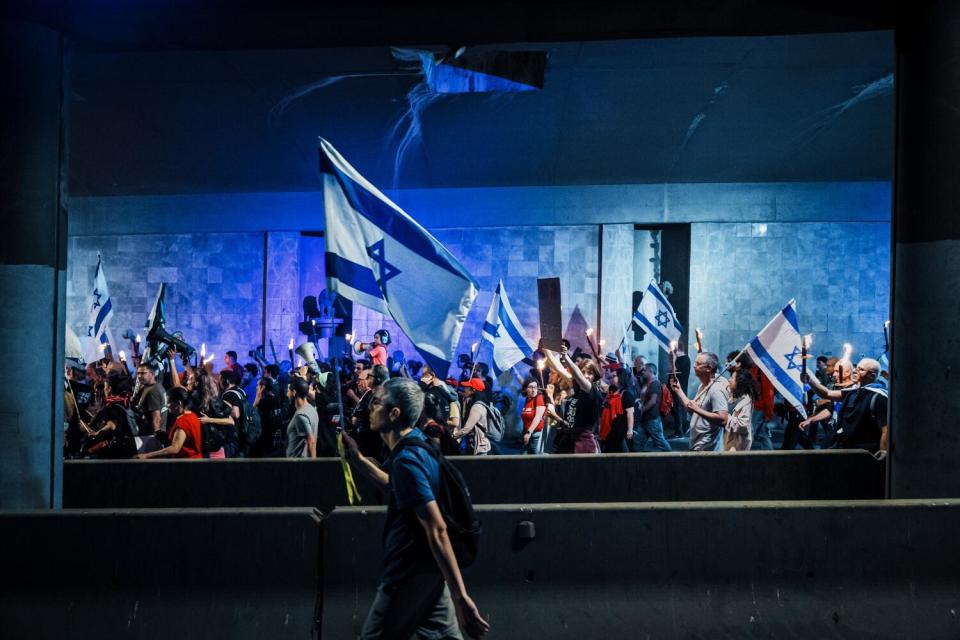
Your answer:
[68,30,894,196]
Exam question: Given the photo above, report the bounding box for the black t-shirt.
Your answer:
[566,383,604,432]
[837,386,888,449]
[221,387,245,415]
[135,383,166,434]
[638,379,662,422]
[612,388,636,434]
[675,355,691,393]
[69,380,94,416]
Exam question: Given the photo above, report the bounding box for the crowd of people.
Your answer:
[62,330,889,462]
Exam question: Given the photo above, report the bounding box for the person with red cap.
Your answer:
[452,378,491,455]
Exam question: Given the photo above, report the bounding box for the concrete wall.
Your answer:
[689,221,891,362]
[63,451,884,511]
[68,233,266,364]
[66,181,891,371]
[323,500,960,639]
[0,508,323,639]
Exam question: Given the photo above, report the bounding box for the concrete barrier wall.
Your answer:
[0,508,322,640]
[322,500,960,639]
[64,450,884,511]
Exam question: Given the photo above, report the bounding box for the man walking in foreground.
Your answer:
[342,377,490,639]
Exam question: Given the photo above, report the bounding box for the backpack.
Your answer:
[392,437,481,568]
[200,419,228,457]
[658,382,674,416]
[224,388,262,450]
[484,402,506,443]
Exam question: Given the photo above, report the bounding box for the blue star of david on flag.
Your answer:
[481,280,535,375]
[744,299,807,419]
[366,239,401,289]
[83,253,116,364]
[783,345,802,370]
[320,137,478,378]
[633,279,683,352]
[482,321,501,338]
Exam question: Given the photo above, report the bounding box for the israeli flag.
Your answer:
[319,138,478,377]
[633,279,683,352]
[83,253,116,364]
[618,322,632,362]
[481,280,535,375]
[744,299,807,418]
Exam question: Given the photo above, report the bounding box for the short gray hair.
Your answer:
[699,352,720,373]
[380,377,424,428]
[857,358,881,377]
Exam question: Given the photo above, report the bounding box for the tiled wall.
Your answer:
[68,233,265,367]
[688,221,891,363]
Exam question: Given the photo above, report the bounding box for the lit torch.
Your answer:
[585,327,599,358]
[288,338,295,366]
[469,341,480,378]
[801,334,813,379]
[695,328,703,354]
[883,320,890,354]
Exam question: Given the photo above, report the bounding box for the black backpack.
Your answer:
[224,388,263,450]
[392,437,482,568]
[201,421,227,457]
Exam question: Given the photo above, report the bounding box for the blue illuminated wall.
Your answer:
[67,181,891,378]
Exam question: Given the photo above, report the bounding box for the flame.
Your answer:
[585,327,594,337]
[118,350,126,360]
[346,333,353,343]
[471,342,479,352]
[884,320,890,329]
[135,334,141,343]
[669,340,678,352]
[803,334,814,348]
[842,343,853,359]
[200,343,206,357]
[288,338,294,350]
[598,339,606,347]
[536,359,546,371]
[203,354,215,365]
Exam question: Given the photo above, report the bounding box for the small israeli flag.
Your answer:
[320,138,478,377]
[744,299,807,418]
[633,279,683,352]
[83,253,116,364]
[481,280,535,375]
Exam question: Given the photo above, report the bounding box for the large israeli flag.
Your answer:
[481,280,535,375]
[633,279,683,352]
[83,253,116,364]
[319,138,478,377]
[744,299,807,418]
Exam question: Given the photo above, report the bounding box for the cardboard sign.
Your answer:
[537,277,564,352]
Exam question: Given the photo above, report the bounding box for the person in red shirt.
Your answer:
[136,387,204,459]
[520,378,546,454]
[361,329,390,368]
[740,354,775,450]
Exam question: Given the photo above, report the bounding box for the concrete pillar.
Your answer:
[890,3,960,497]
[0,21,66,508]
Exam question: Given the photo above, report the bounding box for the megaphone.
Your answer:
[141,283,197,367]
[295,341,321,374]
[353,341,369,355]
